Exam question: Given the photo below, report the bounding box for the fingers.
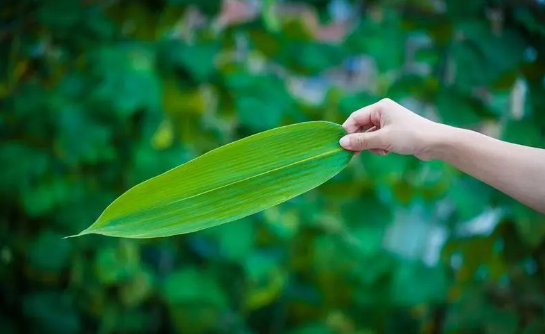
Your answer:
[345,126,388,155]
[339,130,387,151]
[342,101,381,134]
[365,127,388,155]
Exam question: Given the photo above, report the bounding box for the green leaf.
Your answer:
[226,72,295,131]
[338,92,379,117]
[236,96,284,130]
[244,250,287,309]
[90,45,160,116]
[22,178,73,217]
[55,104,114,165]
[162,268,226,307]
[451,21,525,90]
[515,7,545,37]
[0,143,48,195]
[94,242,140,284]
[345,9,405,72]
[435,87,486,127]
[391,261,448,306]
[387,75,438,101]
[208,217,255,261]
[118,266,154,307]
[511,202,545,249]
[73,121,353,238]
[166,40,219,83]
[284,41,346,75]
[29,231,70,272]
[501,117,544,149]
[447,175,494,222]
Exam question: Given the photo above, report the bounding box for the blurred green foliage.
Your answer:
[1,0,545,333]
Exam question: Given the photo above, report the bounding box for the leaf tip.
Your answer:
[63,228,93,239]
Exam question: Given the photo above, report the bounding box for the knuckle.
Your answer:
[355,135,367,148]
[379,98,393,105]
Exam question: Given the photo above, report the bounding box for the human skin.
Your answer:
[339,98,545,214]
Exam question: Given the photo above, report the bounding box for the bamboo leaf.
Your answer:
[71,121,353,238]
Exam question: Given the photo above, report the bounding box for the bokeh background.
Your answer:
[1,0,545,333]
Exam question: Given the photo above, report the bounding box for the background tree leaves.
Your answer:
[1,0,545,333]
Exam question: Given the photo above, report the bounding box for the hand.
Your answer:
[338,98,545,213]
[339,98,446,161]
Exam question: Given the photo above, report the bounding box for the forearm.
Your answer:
[433,125,545,214]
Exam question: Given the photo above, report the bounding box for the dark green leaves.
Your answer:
[5,1,545,333]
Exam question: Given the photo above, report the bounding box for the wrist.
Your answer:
[425,123,461,161]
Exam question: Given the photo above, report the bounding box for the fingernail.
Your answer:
[339,136,351,149]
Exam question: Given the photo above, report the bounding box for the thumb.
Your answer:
[339,131,387,151]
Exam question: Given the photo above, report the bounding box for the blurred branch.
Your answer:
[430,304,446,334]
